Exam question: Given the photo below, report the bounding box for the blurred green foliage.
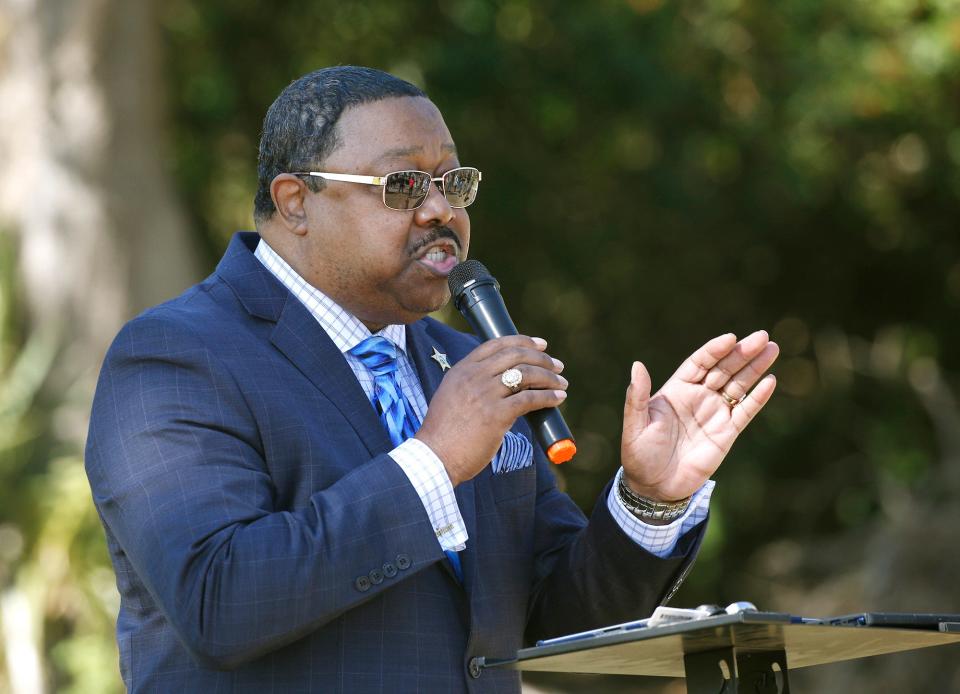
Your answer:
[161,0,960,604]
[0,236,121,693]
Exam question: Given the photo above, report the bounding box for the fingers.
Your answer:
[702,330,771,391]
[464,335,566,397]
[730,374,777,431]
[500,364,569,396]
[467,334,548,361]
[716,341,780,403]
[672,333,738,384]
[502,387,568,420]
[480,343,563,377]
[622,361,652,434]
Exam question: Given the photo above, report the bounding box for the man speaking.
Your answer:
[85,66,779,692]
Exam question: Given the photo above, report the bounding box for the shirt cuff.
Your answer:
[607,468,715,558]
[389,438,468,552]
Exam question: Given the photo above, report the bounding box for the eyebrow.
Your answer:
[374,143,458,163]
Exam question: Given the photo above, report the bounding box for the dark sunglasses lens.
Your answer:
[442,168,480,208]
[383,171,431,210]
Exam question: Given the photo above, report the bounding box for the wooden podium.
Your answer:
[480,612,960,692]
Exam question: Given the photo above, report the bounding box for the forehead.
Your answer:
[328,96,456,168]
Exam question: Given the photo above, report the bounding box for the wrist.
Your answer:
[620,472,687,504]
[414,433,463,487]
[617,473,691,524]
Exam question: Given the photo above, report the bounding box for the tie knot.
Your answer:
[349,335,400,376]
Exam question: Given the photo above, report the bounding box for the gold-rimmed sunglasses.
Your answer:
[290,166,482,211]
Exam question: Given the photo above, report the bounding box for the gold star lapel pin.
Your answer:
[430,346,451,372]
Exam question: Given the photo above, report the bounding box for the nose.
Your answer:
[413,179,455,227]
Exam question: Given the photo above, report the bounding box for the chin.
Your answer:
[371,285,451,326]
[401,302,446,323]
[407,288,451,316]
[425,290,452,314]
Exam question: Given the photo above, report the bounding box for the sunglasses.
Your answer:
[291,166,482,211]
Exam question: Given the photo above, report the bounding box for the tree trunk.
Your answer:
[0,0,200,357]
[0,0,199,690]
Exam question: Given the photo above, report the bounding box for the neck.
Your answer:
[257,228,395,335]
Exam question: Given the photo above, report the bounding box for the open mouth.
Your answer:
[415,240,461,276]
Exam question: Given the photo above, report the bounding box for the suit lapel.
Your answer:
[408,320,479,592]
[269,299,393,456]
[216,233,392,457]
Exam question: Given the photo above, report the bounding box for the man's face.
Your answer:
[297,96,471,329]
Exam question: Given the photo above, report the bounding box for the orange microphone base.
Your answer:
[546,439,577,464]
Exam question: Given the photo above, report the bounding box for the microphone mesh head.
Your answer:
[447,259,494,299]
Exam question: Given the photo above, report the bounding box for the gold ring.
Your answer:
[719,389,741,408]
[501,368,523,393]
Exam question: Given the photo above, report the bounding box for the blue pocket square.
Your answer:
[491,431,533,475]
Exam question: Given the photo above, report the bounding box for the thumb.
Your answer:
[622,361,652,436]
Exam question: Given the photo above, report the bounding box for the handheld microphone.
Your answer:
[447,260,576,464]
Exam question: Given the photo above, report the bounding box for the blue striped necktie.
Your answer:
[348,336,463,583]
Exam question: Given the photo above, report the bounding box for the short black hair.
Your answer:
[254,66,427,223]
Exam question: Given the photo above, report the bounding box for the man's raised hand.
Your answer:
[620,331,779,503]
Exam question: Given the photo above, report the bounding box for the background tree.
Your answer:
[0,0,199,691]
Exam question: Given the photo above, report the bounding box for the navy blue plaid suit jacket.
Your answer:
[85,232,705,692]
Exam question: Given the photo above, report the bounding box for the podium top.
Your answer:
[485,612,960,678]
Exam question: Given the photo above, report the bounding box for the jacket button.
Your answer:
[383,562,398,578]
[396,553,411,570]
[354,575,371,592]
[369,568,384,585]
[468,657,482,679]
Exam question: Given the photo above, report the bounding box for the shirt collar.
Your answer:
[253,238,407,355]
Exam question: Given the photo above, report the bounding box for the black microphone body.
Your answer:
[448,261,575,463]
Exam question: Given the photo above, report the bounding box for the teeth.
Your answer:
[425,249,448,261]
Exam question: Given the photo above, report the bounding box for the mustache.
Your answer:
[409,226,462,258]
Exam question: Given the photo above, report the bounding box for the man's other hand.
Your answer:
[620,331,779,503]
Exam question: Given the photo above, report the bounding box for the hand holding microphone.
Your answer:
[445,261,576,464]
[414,334,568,486]
[413,260,576,487]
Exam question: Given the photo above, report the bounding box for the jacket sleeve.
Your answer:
[523,437,706,644]
[84,312,446,669]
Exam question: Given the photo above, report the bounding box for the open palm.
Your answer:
[620,331,779,502]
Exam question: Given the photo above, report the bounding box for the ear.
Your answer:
[270,174,310,235]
